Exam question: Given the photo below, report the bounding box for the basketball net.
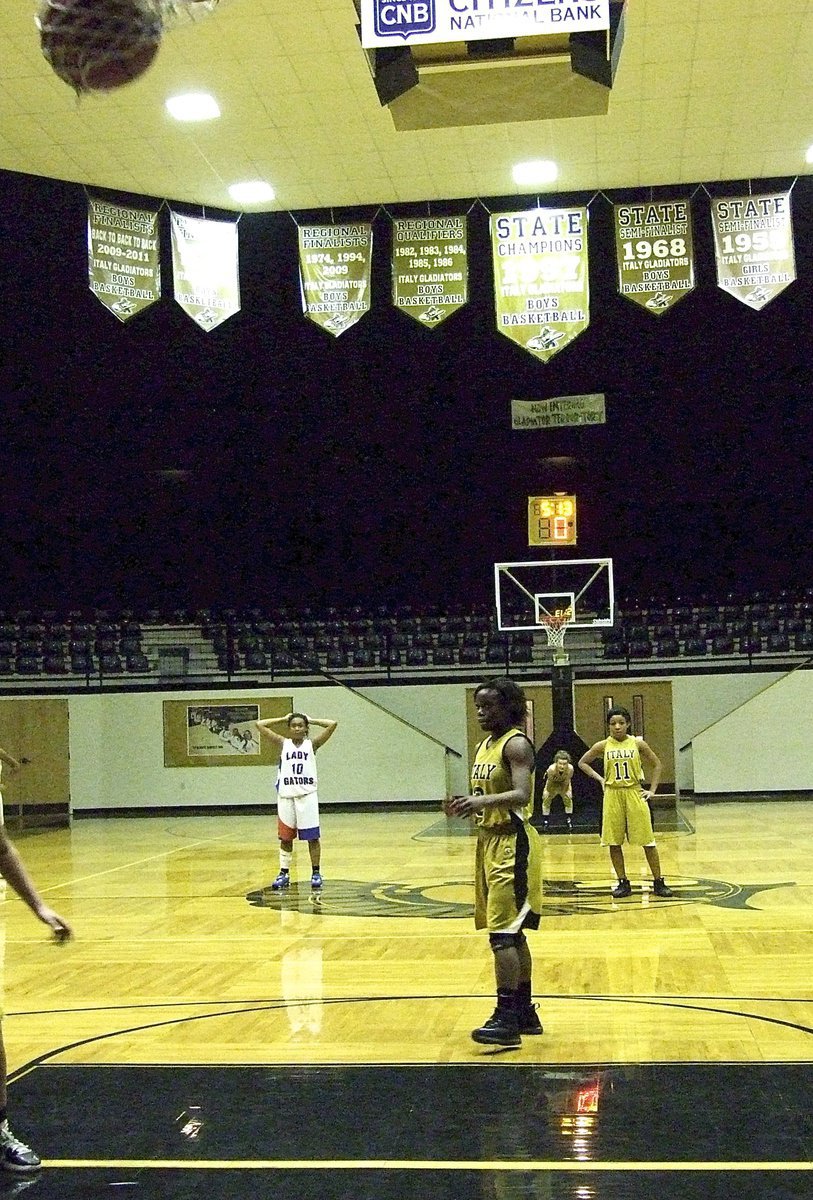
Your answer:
[539,609,572,665]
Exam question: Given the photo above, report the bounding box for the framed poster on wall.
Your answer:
[163,697,292,767]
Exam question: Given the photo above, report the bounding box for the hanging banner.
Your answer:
[170,212,240,331]
[392,216,467,327]
[710,192,796,310]
[614,199,695,315]
[87,198,160,323]
[491,207,589,363]
[298,223,373,337]
[512,393,606,430]
[359,0,610,47]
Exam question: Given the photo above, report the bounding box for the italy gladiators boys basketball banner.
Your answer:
[613,199,695,315]
[87,198,160,323]
[298,223,373,337]
[170,213,241,332]
[391,216,468,326]
[490,207,589,363]
[710,191,796,310]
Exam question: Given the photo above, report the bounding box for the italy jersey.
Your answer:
[603,734,643,789]
[471,728,535,829]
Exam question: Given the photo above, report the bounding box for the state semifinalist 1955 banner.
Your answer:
[614,199,695,315]
[87,198,160,323]
[710,191,796,311]
[298,223,373,337]
[391,216,468,327]
[491,207,589,363]
[170,212,240,332]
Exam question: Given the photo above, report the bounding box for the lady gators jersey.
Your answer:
[471,728,535,829]
[604,734,643,788]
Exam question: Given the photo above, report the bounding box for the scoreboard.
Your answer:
[528,495,578,546]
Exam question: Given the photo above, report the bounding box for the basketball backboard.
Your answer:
[494,557,614,631]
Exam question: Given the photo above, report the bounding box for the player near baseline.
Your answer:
[0,750,72,1172]
[255,712,338,893]
[541,750,574,832]
[577,706,673,899]
[445,678,544,1049]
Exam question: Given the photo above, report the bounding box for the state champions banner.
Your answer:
[614,199,694,315]
[490,207,589,363]
[391,216,467,327]
[170,212,240,332]
[298,223,373,337]
[87,198,160,323]
[710,191,796,310]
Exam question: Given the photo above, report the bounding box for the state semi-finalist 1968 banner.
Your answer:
[298,223,373,337]
[491,207,589,363]
[710,191,796,311]
[391,216,468,327]
[613,199,695,315]
[87,198,161,323]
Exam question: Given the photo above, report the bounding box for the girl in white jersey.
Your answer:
[255,711,338,892]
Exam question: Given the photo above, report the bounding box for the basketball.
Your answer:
[37,0,163,93]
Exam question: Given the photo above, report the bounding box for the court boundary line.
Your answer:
[42,1158,813,1172]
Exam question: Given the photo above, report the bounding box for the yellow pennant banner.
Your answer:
[614,199,695,315]
[170,212,241,332]
[391,216,468,327]
[87,198,160,323]
[710,192,796,310]
[490,207,589,363]
[298,223,373,337]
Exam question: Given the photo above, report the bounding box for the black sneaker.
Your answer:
[518,1004,544,1035]
[611,878,632,898]
[471,1008,521,1047]
[0,1121,41,1173]
[653,878,674,897]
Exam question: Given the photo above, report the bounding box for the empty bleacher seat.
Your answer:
[458,646,481,666]
[656,638,680,658]
[406,647,429,667]
[794,631,813,652]
[217,652,240,673]
[486,644,509,665]
[15,655,39,674]
[766,633,790,653]
[99,653,123,673]
[244,650,268,671]
[126,653,150,672]
[432,647,455,666]
[682,637,707,656]
[0,656,12,675]
[711,635,735,655]
[740,636,762,655]
[603,640,627,660]
[352,649,376,668]
[627,640,653,659]
[326,650,349,670]
[43,655,68,674]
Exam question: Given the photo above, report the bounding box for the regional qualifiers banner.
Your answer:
[391,216,468,327]
[298,223,373,337]
[87,198,160,323]
[710,192,796,311]
[491,207,589,363]
[614,199,694,315]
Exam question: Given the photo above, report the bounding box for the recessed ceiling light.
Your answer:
[806,144,813,164]
[512,159,559,186]
[228,181,276,205]
[166,93,220,122]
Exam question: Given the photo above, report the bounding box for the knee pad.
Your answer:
[489,932,519,952]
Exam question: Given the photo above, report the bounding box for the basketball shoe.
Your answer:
[611,878,632,898]
[310,871,323,890]
[653,878,674,897]
[471,1008,521,1048]
[270,871,290,891]
[0,1121,41,1172]
[518,1003,544,1035]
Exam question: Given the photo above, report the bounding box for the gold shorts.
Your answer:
[601,785,655,847]
[474,820,542,933]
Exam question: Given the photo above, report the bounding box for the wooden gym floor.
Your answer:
[1,800,811,1198]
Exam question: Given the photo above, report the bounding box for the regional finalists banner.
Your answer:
[170,212,240,332]
[87,198,160,323]
[710,192,796,310]
[614,199,694,315]
[298,223,373,337]
[491,207,589,363]
[391,216,467,326]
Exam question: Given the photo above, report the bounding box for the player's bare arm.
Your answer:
[637,738,662,796]
[254,716,290,746]
[578,741,606,785]
[0,826,72,940]
[447,736,534,817]
[310,719,338,749]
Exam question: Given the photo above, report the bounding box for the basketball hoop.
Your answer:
[539,609,573,662]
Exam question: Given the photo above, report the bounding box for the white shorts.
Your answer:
[277,791,320,841]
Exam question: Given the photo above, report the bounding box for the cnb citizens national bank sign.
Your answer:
[359,1,610,47]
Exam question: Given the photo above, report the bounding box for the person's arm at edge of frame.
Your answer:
[0,825,72,941]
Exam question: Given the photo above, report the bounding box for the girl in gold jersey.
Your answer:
[445,678,543,1048]
[578,706,673,899]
